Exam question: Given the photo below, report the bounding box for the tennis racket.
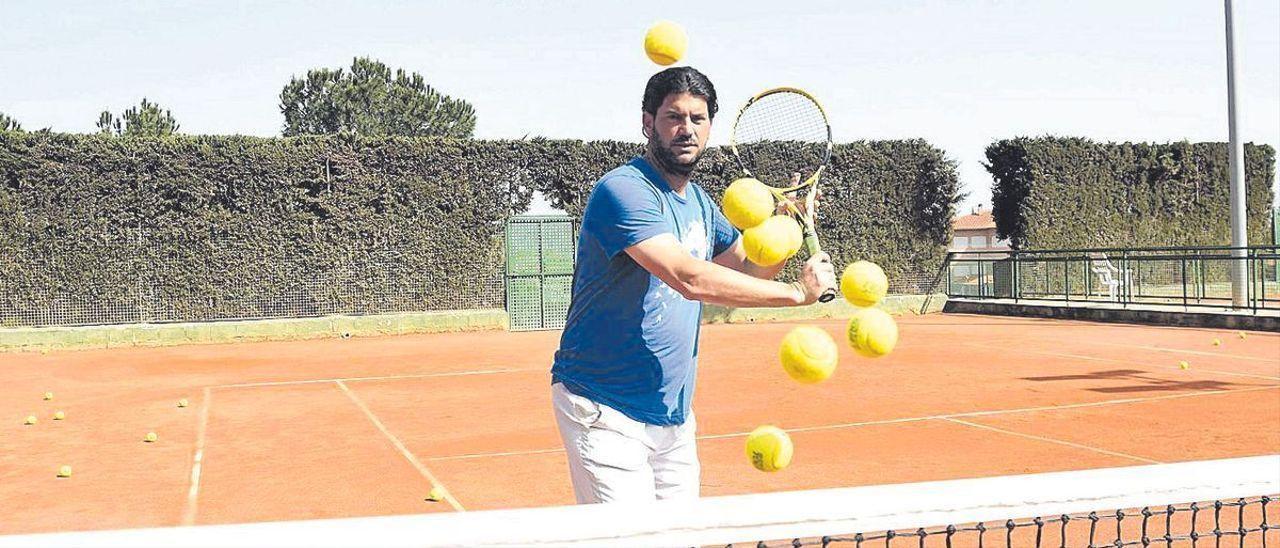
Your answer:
[729,87,837,302]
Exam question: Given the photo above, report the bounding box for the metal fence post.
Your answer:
[1063,258,1069,303]
[946,258,952,296]
[1197,258,1205,302]
[1083,256,1092,300]
[1012,251,1020,303]
[1181,257,1188,308]
[1121,250,1130,306]
[137,224,146,324]
[537,220,546,329]
[1248,250,1257,312]
[979,259,986,298]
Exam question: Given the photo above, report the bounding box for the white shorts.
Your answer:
[551,382,700,504]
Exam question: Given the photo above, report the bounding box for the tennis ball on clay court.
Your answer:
[742,216,803,267]
[779,326,838,384]
[43,392,53,401]
[644,20,688,66]
[1211,338,1221,346]
[840,261,889,307]
[144,432,158,443]
[745,425,793,472]
[24,415,37,425]
[1178,360,1190,370]
[846,307,899,358]
[425,486,446,502]
[722,178,775,230]
[57,465,72,478]
[53,411,65,420]
[1238,331,1247,340]
[177,399,189,408]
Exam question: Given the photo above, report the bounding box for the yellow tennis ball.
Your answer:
[1211,338,1221,346]
[53,411,65,420]
[776,216,804,256]
[425,486,446,502]
[43,392,53,401]
[177,399,189,408]
[57,465,72,478]
[1178,360,1190,370]
[745,425,793,472]
[24,415,37,425]
[743,216,803,266]
[841,261,889,307]
[779,326,838,384]
[1238,331,1247,340]
[846,308,899,358]
[722,178,775,230]
[644,20,687,66]
[144,432,158,443]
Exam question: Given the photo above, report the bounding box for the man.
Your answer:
[550,67,836,504]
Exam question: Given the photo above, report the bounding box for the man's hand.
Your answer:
[794,251,837,305]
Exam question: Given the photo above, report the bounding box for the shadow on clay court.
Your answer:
[1021,369,1257,394]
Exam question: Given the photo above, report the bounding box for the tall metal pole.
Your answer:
[1224,0,1248,307]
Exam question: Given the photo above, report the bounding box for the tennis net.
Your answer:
[1,455,1274,547]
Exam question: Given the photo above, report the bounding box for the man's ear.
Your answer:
[641,112,654,139]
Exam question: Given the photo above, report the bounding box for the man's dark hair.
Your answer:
[642,67,718,119]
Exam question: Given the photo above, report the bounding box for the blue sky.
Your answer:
[2,0,1277,214]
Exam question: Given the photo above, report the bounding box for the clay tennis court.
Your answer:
[2,313,1277,536]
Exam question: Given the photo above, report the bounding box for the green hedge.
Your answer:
[986,137,1276,249]
[0,132,957,325]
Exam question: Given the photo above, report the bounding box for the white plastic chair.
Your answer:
[1087,252,1131,301]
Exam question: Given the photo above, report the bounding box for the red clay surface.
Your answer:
[1,314,1276,536]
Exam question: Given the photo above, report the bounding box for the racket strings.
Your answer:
[734,93,828,144]
[732,91,829,186]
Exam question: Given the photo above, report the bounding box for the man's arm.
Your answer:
[626,234,829,308]
[711,239,787,280]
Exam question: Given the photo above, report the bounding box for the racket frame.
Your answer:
[729,87,837,302]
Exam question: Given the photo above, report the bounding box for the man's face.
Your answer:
[643,92,712,177]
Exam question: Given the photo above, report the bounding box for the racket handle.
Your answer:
[803,232,822,256]
[803,232,838,303]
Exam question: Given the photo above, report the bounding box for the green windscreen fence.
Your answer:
[505,216,576,331]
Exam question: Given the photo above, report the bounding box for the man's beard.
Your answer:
[647,132,702,177]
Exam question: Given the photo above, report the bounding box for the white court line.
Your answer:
[942,417,1161,464]
[336,380,465,512]
[1080,340,1280,364]
[211,367,535,390]
[181,386,212,526]
[961,342,1280,381]
[714,384,1280,438]
[427,385,1280,462]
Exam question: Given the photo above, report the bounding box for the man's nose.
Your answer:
[675,117,695,137]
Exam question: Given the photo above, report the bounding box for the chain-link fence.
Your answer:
[945,246,1280,311]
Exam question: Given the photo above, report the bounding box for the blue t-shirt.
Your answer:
[551,156,739,426]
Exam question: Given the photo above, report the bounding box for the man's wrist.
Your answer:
[789,281,809,305]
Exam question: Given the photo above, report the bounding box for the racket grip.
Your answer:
[803,232,822,256]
